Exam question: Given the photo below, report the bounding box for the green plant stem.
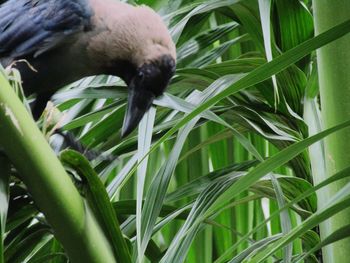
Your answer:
[313,1,350,262]
[0,72,115,262]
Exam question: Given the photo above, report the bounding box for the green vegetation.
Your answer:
[1,0,350,262]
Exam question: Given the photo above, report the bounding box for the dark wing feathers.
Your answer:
[0,0,92,59]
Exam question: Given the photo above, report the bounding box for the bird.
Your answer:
[0,0,176,138]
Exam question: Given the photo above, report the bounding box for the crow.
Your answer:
[0,0,176,138]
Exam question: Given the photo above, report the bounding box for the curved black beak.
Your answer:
[121,55,176,138]
[121,87,155,138]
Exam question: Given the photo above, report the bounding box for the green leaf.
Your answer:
[296,225,350,262]
[206,119,350,218]
[0,155,10,263]
[5,225,51,263]
[60,150,131,263]
[148,19,350,169]
[135,108,156,262]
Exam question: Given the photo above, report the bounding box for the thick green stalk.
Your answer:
[313,1,350,262]
[0,72,115,262]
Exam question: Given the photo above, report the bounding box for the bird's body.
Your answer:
[0,0,176,136]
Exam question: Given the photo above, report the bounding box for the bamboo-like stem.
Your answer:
[0,72,116,263]
[313,1,350,262]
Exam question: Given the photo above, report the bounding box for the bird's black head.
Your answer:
[121,54,176,137]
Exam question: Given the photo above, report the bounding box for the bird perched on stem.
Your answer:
[0,0,176,137]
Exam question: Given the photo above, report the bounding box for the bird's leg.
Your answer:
[31,92,116,161]
[32,93,116,161]
[55,130,117,162]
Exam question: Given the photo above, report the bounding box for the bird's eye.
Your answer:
[137,71,144,80]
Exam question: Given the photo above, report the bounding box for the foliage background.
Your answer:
[1,0,350,262]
